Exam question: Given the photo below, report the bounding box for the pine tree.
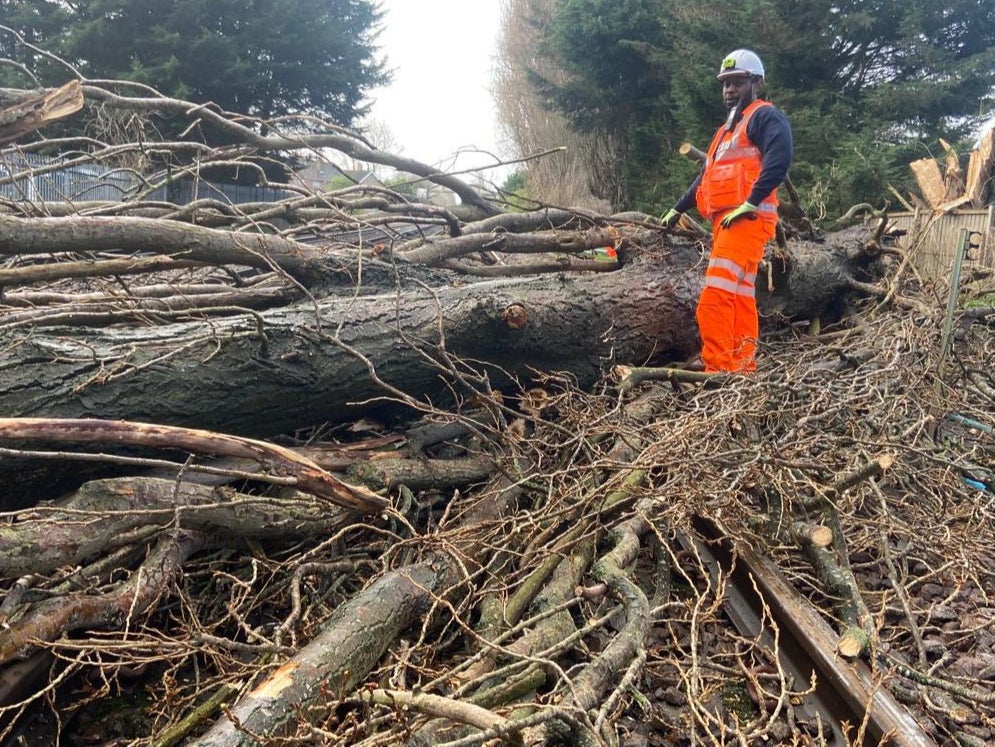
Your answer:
[0,0,388,127]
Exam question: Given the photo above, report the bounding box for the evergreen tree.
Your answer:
[719,0,995,217]
[0,1,76,87]
[0,0,388,127]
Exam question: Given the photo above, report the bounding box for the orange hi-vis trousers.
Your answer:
[696,215,775,372]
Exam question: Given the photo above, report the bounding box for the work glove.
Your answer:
[720,201,757,227]
[662,208,682,228]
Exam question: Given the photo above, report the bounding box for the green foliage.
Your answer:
[790,133,919,220]
[533,0,995,220]
[526,0,673,207]
[0,0,388,126]
[498,169,534,212]
[385,175,419,197]
[751,0,995,141]
[0,1,75,86]
[502,170,527,194]
[539,0,670,131]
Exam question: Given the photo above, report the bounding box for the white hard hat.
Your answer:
[717,49,765,81]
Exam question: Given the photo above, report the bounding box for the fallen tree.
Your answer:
[0,229,883,435]
[1,78,994,747]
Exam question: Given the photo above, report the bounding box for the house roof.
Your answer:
[294,162,382,187]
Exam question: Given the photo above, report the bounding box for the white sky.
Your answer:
[365,0,510,178]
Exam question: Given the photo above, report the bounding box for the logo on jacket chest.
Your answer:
[713,136,739,162]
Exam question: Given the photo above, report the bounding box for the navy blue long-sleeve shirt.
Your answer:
[674,102,793,215]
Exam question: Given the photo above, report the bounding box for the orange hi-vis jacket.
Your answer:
[696,99,779,225]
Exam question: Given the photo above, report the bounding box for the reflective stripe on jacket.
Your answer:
[696,99,779,223]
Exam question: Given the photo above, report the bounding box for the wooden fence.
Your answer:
[887,207,995,282]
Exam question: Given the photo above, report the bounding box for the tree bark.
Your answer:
[0,68,961,747]
[191,562,443,746]
[0,214,338,284]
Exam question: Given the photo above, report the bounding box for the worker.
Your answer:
[663,49,793,372]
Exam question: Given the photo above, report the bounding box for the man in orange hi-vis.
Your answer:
[662,49,793,372]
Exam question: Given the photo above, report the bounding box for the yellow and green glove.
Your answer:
[720,201,757,227]
[662,208,682,228]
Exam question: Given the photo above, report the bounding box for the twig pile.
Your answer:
[2,276,992,746]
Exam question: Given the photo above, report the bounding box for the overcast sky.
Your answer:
[365,0,509,177]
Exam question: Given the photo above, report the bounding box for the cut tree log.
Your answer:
[0,225,892,508]
[192,562,444,746]
[791,522,833,548]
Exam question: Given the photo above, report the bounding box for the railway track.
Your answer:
[691,518,936,746]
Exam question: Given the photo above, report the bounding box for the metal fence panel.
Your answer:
[3,166,135,202]
[144,180,292,205]
[1,151,291,207]
[1,152,136,202]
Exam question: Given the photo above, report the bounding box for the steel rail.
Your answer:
[690,517,936,746]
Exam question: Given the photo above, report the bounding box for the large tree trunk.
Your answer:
[0,235,874,437]
[0,227,887,511]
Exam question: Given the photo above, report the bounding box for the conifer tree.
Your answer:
[527,0,995,217]
[0,0,388,127]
